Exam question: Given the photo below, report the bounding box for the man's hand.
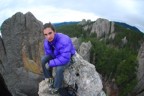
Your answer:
[45,63,50,70]
[49,78,53,84]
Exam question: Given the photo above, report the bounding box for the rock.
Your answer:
[78,19,87,25]
[71,37,80,51]
[91,18,114,38]
[80,18,115,39]
[133,42,144,96]
[1,12,43,96]
[71,38,92,62]
[38,52,104,96]
[78,41,92,62]
[0,36,7,74]
[121,36,128,47]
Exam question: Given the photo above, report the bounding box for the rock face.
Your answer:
[0,36,6,72]
[79,18,115,39]
[38,53,105,96]
[71,37,92,62]
[1,12,43,96]
[71,37,80,51]
[134,42,144,96]
[78,41,92,62]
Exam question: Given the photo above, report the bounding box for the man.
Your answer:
[41,22,76,94]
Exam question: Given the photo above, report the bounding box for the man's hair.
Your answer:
[43,22,56,32]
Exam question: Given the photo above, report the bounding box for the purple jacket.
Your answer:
[44,33,76,67]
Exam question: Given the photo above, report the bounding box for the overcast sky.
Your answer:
[0,0,144,32]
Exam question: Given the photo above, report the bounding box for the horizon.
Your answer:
[0,18,144,38]
[0,18,143,37]
[0,17,143,37]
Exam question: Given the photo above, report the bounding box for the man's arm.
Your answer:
[49,40,72,67]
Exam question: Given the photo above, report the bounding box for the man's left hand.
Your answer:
[45,63,50,70]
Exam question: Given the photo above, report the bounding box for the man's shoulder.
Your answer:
[56,33,71,46]
[57,33,68,37]
[57,33,70,41]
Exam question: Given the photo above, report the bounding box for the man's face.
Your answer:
[43,28,55,42]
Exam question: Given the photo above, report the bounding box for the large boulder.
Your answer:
[1,12,43,96]
[38,53,105,96]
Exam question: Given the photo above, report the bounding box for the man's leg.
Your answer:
[53,62,71,89]
[41,55,53,78]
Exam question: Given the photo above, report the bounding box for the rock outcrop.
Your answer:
[1,12,43,96]
[78,41,92,62]
[38,52,105,96]
[71,37,92,62]
[79,18,115,39]
[134,42,144,96]
[71,37,80,51]
[91,18,115,38]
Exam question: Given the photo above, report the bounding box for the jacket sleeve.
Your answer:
[49,39,72,67]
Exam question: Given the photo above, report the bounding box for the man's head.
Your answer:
[43,23,56,42]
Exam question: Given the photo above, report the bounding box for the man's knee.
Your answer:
[41,55,52,65]
[56,66,65,73]
[41,56,47,65]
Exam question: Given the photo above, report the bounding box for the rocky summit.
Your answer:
[38,52,105,96]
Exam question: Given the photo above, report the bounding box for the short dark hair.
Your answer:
[43,22,56,32]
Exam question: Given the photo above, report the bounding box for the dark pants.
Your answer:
[41,55,71,89]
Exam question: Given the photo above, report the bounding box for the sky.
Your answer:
[0,0,144,33]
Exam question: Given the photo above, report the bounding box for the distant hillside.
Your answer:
[114,21,141,32]
[54,21,141,33]
[53,21,79,27]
